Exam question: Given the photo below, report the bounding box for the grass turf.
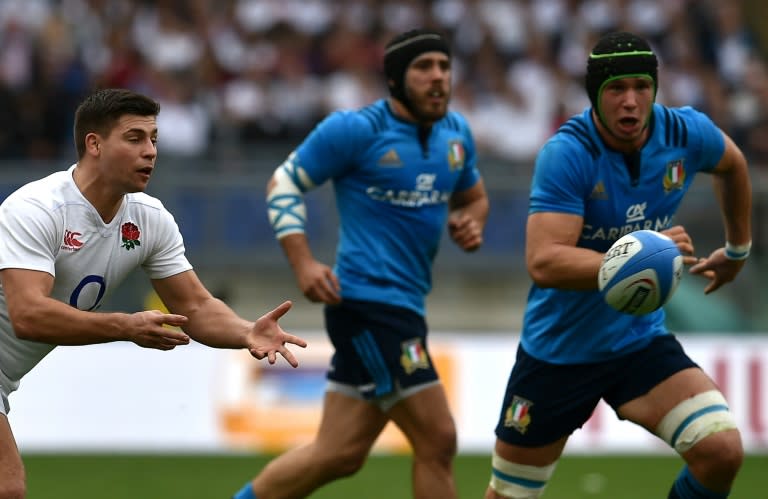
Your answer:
[22,453,768,498]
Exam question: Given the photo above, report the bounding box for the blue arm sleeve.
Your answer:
[529,139,590,216]
[454,114,482,191]
[679,106,726,172]
[294,111,366,184]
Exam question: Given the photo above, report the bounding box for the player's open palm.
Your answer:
[246,300,308,367]
[128,309,190,350]
[689,247,745,294]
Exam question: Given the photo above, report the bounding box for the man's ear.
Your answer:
[85,133,100,156]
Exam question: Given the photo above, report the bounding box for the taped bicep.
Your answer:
[267,152,314,239]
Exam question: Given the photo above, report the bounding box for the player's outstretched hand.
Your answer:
[129,310,190,350]
[247,300,308,367]
[689,247,746,294]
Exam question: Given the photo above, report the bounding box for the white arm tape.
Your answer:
[267,153,315,239]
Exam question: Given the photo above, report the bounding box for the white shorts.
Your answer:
[0,368,19,415]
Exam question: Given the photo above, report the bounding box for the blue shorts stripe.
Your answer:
[670,404,729,448]
[352,331,392,395]
[491,468,546,489]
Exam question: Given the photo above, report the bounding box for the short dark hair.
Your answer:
[73,88,161,158]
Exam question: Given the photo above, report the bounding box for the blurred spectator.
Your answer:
[0,0,765,169]
[154,70,213,158]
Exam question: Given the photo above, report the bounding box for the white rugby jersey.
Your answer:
[0,164,192,387]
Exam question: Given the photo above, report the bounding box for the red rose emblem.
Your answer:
[121,222,141,250]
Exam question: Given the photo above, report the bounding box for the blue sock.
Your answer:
[668,466,729,499]
[232,482,256,499]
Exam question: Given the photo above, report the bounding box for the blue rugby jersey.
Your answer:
[523,103,725,363]
[288,99,481,316]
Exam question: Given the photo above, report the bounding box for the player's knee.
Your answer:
[686,429,744,482]
[430,419,458,458]
[487,450,556,498]
[325,445,369,478]
[412,418,457,466]
[656,390,739,456]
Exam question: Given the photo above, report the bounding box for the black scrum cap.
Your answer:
[384,29,451,107]
[585,31,658,112]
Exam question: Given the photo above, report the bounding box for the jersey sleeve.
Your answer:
[679,106,726,172]
[453,113,482,192]
[0,196,59,275]
[529,138,590,216]
[141,205,192,279]
[293,110,365,185]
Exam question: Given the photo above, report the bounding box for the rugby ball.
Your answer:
[598,230,683,315]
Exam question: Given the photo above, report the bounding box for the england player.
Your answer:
[485,31,751,499]
[0,88,306,499]
[232,29,489,499]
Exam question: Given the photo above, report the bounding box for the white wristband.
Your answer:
[724,240,751,261]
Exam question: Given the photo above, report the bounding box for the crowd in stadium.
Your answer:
[0,0,766,165]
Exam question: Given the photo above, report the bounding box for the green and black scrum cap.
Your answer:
[585,31,658,110]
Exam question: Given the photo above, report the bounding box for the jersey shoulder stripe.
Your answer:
[358,102,388,133]
[659,106,688,148]
[442,112,462,132]
[556,117,600,159]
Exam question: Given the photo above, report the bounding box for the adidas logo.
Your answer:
[378,149,403,167]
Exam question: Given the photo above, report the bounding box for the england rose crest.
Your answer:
[120,222,141,250]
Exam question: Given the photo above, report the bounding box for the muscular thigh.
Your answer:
[602,334,702,429]
[388,383,455,446]
[314,391,389,456]
[617,368,719,431]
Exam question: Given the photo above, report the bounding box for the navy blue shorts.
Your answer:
[495,334,699,446]
[324,299,439,399]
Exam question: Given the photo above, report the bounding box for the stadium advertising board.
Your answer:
[8,333,767,454]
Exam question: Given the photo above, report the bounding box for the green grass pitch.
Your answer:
[23,453,768,498]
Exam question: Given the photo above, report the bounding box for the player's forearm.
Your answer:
[11,298,134,345]
[180,297,251,349]
[279,233,317,275]
[527,245,605,290]
[713,164,752,246]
